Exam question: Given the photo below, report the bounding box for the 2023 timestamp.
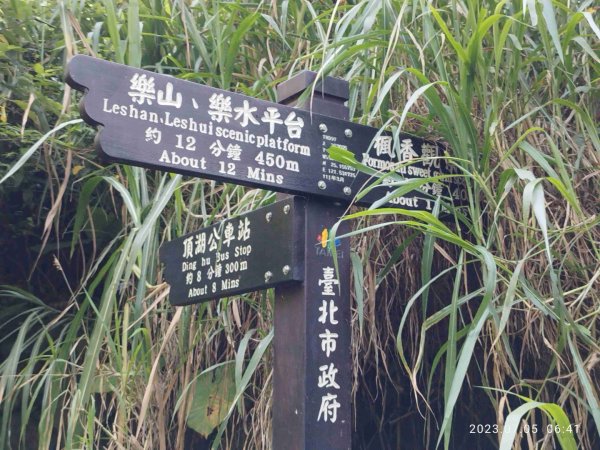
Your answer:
[469,423,581,435]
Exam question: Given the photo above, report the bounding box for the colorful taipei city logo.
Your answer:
[316,228,341,249]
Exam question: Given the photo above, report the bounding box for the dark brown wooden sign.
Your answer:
[66,55,465,212]
[65,57,465,450]
[274,199,352,449]
[160,197,304,305]
[273,72,352,450]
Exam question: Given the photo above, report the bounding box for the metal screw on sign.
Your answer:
[282,265,290,275]
[318,181,327,190]
[319,123,328,133]
[264,271,273,282]
[343,187,352,195]
[283,205,291,215]
[266,212,273,222]
[344,129,352,138]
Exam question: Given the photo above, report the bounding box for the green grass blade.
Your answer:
[0,119,82,185]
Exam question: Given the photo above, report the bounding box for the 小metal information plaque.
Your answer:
[66,55,465,211]
[160,197,304,305]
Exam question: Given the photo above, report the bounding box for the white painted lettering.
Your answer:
[234,244,252,258]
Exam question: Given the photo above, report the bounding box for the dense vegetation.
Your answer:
[1,1,598,449]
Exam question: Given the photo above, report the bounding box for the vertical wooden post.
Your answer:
[273,72,352,449]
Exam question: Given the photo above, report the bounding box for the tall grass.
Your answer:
[0,0,598,449]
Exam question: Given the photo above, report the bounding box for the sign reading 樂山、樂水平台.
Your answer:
[66,55,465,212]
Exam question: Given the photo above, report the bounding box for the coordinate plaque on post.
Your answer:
[66,55,466,211]
[160,197,305,305]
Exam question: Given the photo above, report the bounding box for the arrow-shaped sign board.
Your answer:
[160,197,304,305]
[66,56,465,211]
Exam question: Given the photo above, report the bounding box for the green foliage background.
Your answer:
[0,0,598,449]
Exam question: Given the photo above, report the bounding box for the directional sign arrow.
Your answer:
[66,55,465,211]
[160,197,305,305]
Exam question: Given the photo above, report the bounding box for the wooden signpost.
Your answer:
[272,76,352,449]
[66,55,463,449]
